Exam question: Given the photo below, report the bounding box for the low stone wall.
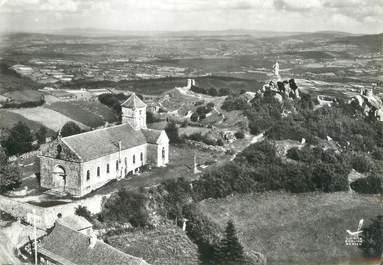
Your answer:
[0,194,110,230]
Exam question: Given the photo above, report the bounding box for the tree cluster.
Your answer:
[184,132,224,147]
[98,93,129,116]
[190,85,230,97]
[100,189,150,228]
[2,121,34,156]
[0,147,21,193]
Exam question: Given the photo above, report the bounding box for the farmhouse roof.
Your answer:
[61,123,147,161]
[57,215,92,231]
[121,93,147,109]
[39,222,149,265]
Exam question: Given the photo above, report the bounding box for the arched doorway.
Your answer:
[52,165,66,192]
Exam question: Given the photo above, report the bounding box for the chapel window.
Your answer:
[116,160,119,170]
[107,164,110,173]
[97,167,100,177]
[133,155,136,164]
[86,170,90,181]
[140,152,143,161]
[162,147,166,159]
[56,145,62,159]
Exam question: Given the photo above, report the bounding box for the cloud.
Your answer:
[274,0,322,11]
[0,0,382,33]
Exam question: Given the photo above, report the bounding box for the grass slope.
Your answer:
[9,107,88,131]
[46,101,118,128]
[198,192,383,265]
[0,109,54,135]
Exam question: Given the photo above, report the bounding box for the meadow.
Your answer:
[198,192,383,265]
[46,101,118,129]
[0,109,54,135]
[9,107,88,132]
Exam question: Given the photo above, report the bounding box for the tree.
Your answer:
[0,164,21,193]
[208,87,218,97]
[234,131,245,139]
[61,121,82,137]
[3,121,33,155]
[101,189,150,227]
[146,111,155,124]
[216,220,245,265]
[0,147,7,165]
[360,215,383,258]
[190,113,199,122]
[165,122,181,144]
[35,126,47,144]
[75,205,93,222]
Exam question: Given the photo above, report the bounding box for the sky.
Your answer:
[0,0,382,34]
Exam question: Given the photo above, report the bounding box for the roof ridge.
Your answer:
[121,93,147,108]
[46,223,147,265]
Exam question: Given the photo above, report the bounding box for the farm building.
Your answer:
[38,215,149,265]
[39,93,169,197]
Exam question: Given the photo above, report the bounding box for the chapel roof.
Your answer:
[121,93,147,109]
[39,222,149,265]
[141,129,163,144]
[61,123,147,162]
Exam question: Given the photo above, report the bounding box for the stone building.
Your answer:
[38,216,149,265]
[39,93,169,197]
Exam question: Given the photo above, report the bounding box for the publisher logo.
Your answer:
[345,219,363,246]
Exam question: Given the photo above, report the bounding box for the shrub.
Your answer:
[216,139,224,146]
[286,147,301,161]
[190,112,199,122]
[61,121,82,137]
[221,96,248,111]
[208,87,218,97]
[360,215,383,258]
[101,189,150,227]
[351,154,374,173]
[75,205,93,222]
[372,148,383,160]
[234,131,245,139]
[350,176,382,194]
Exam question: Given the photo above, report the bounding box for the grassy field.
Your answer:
[64,75,265,96]
[64,77,189,95]
[46,101,118,128]
[194,76,264,93]
[3,89,43,103]
[0,109,54,135]
[198,192,383,265]
[9,107,88,131]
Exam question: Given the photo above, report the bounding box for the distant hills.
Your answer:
[332,33,383,52]
[2,28,381,43]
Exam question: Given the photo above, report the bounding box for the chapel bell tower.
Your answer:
[121,93,147,130]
